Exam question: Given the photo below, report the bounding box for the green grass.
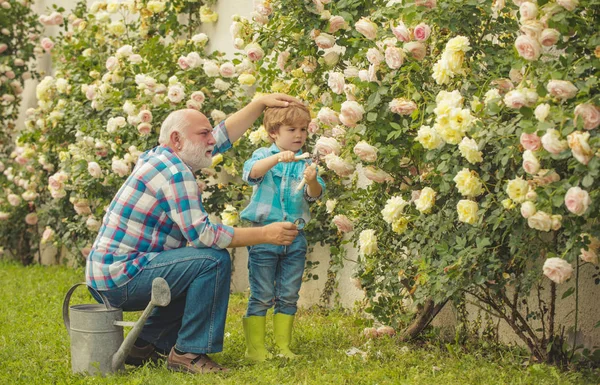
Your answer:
[0,262,598,385]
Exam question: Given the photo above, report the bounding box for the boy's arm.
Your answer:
[249,151,296,179]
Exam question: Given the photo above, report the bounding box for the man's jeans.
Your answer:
[94,247,231,354]
[246,232,306,317]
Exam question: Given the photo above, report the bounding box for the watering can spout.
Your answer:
[111,277,171,371]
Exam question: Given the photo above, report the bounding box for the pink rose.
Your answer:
[574,103,600,130]
[41,227,55,243]
[522,150,540,174]
[8,194,21,206]
[41,37,54,52]
[546,80,578,100]
[332,214,354,233]
[353,141,378,162]
[364,166,394,183]
[520,201,537,219]
[177,56,190,70]
[219,62,235,78]
[191,91,206,104]
[50,11,63,25]
[515,35,541,61]
[541,129,568,154]
[519,2,538,21]
[413,23,431,41]
[389,98,417,115]
[366,48,383,65]
[245,43,265,62]
[25,212,39,225]
[138,109,152,123]
[391,22,410,42]
[112,159,131,177]
[504,89,527,109]
[340,101,365,127]
[328,15,347,33]
[580,235,599,264]
[324,154,355,177]
[557,0,578,11]
[0,43,7,53]
[315,33,336,49]
[327,72,345,95]
[540,29,560,47]
[355,18,378,40]
[404,41,427,61]
[385,46,404,69]
[491,78,514,93]
[415,0,437,8]
[543,258,573,284]
[88,162,102,178]
[277,51,290,71]
[564,186,591,216]
[137,122,152,136]
[308,119,319,134]
[527,210,552,232]
[520,132,541,151]
[315,136,341,156]
[317,107,340,126]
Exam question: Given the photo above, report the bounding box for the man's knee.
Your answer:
[212,248,231,271]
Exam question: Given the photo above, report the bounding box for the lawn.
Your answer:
[0,262,598,385]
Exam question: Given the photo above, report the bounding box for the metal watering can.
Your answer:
[62,278,171,375]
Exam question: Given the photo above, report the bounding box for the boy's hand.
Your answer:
[277,151,296,163]
[304,164,317,181]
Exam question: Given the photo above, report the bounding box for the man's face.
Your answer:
[178,112,216,172]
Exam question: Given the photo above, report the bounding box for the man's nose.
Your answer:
[208,133,216,145]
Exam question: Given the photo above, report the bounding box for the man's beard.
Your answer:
[179,140,213,172]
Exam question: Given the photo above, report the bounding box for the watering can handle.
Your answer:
[62,283,111,334]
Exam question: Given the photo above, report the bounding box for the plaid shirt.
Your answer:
[240,144,325,225]
[86,121,234,290]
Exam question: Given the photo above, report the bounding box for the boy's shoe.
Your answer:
[167,348,230,374]
[243,315,273,362]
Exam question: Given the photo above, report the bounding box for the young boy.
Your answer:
[240,103,325,361]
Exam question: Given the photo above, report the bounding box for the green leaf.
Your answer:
[582,175,594,188]
[561,287,575,299]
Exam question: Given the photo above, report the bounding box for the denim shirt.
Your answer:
[241,144,325,225]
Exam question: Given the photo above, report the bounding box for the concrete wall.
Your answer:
[19,0,600,350]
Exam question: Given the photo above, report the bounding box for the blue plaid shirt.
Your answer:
[86,121,234,290]
[240,144,325,225]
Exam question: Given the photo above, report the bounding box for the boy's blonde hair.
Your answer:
[263,103,311,141]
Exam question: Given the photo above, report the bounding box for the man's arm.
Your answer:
[229,222,299,247]
[224,93,302,142]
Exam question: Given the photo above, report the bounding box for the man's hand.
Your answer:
[277,151,296,163]
[263,222,298,245]
[258,93,303,109]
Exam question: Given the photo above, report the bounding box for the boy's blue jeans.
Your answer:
[94,247,231,354]
[246,232,307,317]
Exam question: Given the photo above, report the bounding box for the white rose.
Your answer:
[359,229,378,256]
[541,129,568,155]
[520,201,537,219]
[527,210,552,232]
[542,258,573,284]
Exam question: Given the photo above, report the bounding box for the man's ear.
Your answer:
[171,131,182,150]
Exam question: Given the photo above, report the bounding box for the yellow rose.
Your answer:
[416,125,444,149]
[221,205,239,226]
[238,73,256,86]
[200,6,218,23]
[359,229,378,256]
[392,216,409,234]
[457,200,478,225]
[211,153,224,167]
[445,36,471,53]
[107,21,126,36]
[147,0,166,14]
[506,177,528,203]
[453,168,484,197]
[415,187,436,213]
[435,123,463,145]
[501,198,515,210]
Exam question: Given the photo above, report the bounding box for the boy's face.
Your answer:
[270,123,308,153]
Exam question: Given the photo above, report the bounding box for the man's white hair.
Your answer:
[158,110,191,145]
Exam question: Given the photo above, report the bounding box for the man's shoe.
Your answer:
[125,344,162,367]
[167,348,229,374]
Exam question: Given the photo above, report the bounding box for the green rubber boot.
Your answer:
[243,316,272,362]
[273,313,299,359]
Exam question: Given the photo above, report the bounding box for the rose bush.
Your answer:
[238,0,599,364]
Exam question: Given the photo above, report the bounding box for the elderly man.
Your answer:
[85,94,300,374]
